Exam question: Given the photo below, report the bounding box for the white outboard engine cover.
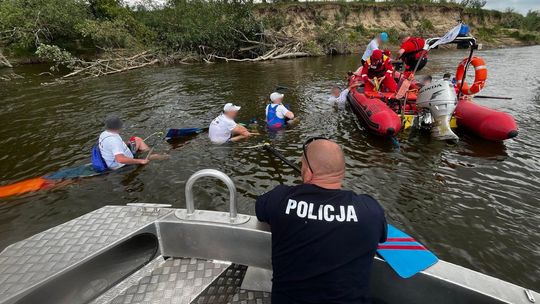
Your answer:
[417,80,459,141]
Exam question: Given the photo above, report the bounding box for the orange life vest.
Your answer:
[366,55,390,78]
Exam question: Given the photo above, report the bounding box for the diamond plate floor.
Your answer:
[228,290,271,304]
[95,257,270,304]
[194,264,248,304]
[195,263,271,304]
[0,205,172,300]
[106,258,230,304]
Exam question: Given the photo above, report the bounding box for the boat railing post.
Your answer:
[185,169,238,221]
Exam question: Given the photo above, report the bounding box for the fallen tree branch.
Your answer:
[208,28,311,63]
[209,51,308,62]
[58,51,159,80]
[0,50,12,68]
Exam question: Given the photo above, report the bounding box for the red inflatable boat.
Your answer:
[349,81,518,141]
[454,99,518,141]
[347,35,518,142]
[347,83,518,141]
[347,88,402,137]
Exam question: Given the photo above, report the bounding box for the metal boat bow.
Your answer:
[0,170,537,304]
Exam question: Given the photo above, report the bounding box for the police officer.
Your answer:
[256,138,387,304]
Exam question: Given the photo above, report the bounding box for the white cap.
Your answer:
[223,103,241,112]
[270,92,284,102]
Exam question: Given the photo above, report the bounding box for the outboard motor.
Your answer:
[417,80,459,141]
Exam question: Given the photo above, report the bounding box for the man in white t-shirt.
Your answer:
[328,82,361,106]
[266,92,294,129]
[361,32,389,65]
[209,103,251,144]
[98,116,150,170]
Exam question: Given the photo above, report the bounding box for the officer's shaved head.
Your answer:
[302,139,345,188]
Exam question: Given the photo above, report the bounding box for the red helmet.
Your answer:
[371,49,383,61]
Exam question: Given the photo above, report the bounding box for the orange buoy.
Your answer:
[0,177,52,198]
[455,56,487,95]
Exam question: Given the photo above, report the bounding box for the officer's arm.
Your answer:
[380,217,388,243]
[255,191,272,223]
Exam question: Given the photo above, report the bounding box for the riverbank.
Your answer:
[0,1,539,74]
[257,2,540,55]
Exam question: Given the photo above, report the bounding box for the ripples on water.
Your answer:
[0,46,539,290]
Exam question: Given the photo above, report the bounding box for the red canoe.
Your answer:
[347,88,402,137]
[454,99,518,141]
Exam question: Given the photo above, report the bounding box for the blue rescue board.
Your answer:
[377,224,439,278]
[165,128,207,139]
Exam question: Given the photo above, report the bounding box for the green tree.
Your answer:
[0,0,89,52]
[461,0,486,9]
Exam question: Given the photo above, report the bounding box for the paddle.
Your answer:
[262,144,301,172]
[377,225,438,278]
[474,95,512,100]
[144,131,164,160]
[262,143,438,278]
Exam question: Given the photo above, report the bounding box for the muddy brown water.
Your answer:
[0,46,539,291]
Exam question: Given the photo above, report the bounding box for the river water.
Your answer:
[0,45,539,291]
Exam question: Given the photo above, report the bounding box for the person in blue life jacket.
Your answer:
[266,92,295,129]
[256,138,387,304]
[95,116,151,171]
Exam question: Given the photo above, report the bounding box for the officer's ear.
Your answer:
[301,158,312,182]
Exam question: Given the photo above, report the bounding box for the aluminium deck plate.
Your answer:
[194,263,247,303]
[104,258,230,304]
[228,290,271,304]
[0,205,172,301]
[93,257,270,304]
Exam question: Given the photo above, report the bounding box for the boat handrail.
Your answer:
[185,169,238,220]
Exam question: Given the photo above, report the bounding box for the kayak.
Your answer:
[0,127,207,199]
[0,164,104,199]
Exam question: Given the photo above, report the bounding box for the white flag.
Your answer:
[429,24,462,50]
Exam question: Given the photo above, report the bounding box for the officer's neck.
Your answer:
[305,177,342,190]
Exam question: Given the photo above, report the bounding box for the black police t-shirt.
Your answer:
[256,184,387,304]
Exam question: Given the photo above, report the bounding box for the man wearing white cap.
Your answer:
[266,92,294,129]
[209,103,251,144]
